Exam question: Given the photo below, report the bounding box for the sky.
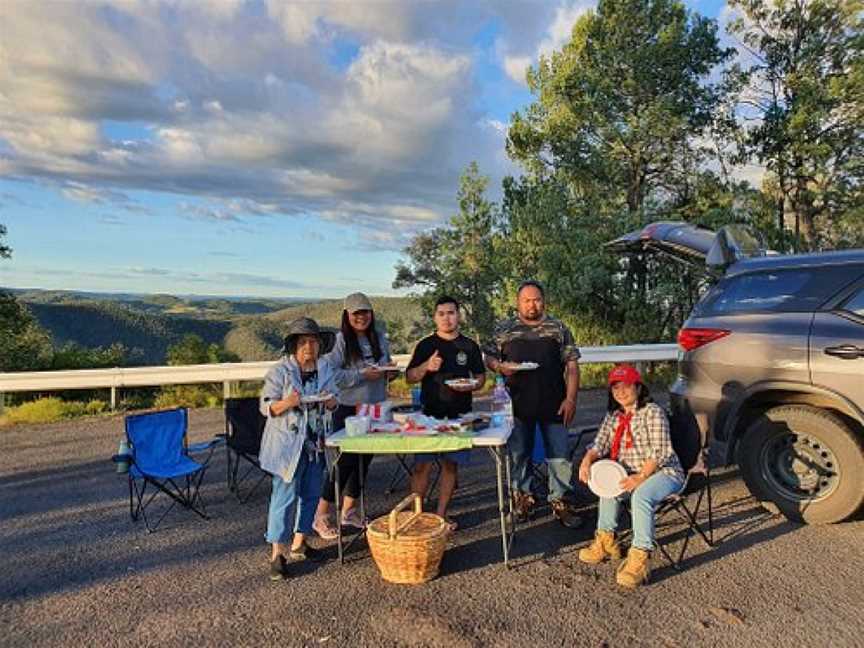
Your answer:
[0,0,733,299]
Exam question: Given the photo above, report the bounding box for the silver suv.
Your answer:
[610,222,864,524]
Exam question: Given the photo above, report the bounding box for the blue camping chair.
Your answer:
[529,426,550,504]
[124,408,221,533]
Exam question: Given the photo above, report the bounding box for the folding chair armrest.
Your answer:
[111,453,133,464]
[188,436,225,454]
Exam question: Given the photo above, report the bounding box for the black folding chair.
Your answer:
[122,408,221,533]
[527,425,592,511]
[224,397,268,503]
[652,410,714,570]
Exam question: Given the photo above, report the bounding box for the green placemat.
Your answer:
[337,433,474,454]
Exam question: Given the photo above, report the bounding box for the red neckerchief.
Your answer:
[610,410,634,460]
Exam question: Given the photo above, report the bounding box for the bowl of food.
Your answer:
[345,415,371,437]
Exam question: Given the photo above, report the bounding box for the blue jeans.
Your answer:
[596,472,683,550]
[265,452,324,544]
[509,417,573,502]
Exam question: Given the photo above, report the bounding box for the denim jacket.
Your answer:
[258,355,339,483]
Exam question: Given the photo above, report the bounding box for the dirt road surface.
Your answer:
[2,392,862,647]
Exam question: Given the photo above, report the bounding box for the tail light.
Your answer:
[677,327,731,352]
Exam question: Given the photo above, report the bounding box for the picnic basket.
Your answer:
[367,493,449,584]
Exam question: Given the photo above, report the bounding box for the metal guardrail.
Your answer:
[0,344,679,410]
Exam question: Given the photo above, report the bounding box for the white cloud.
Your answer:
[61,182,130,205]
[0,1,523,251]
[266,0,420,45]
[503,56,533,86]
[500,1,596,84]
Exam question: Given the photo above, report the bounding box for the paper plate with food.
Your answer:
[372,363,404,372]
[369,422,401,434]
[399,415,431,435]
[433,422,467,435]
[300,392,334,404]
[444,377,480,390]
[502,361,539,371]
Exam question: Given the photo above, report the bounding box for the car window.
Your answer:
[842,287,864,317]
[695,266,862,316]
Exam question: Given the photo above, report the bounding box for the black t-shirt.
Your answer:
[407,333,485,419]
[487,316,580,422]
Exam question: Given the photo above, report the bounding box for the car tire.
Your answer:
[738,405,864,524]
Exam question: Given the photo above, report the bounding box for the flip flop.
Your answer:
[312,516,339,540]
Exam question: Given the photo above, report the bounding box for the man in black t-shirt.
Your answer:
[484,280,582,528]
[406,295,485,530]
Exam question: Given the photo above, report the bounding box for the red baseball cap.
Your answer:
[607,364,642,386]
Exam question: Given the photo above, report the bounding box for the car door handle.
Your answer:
[824,345,864,359]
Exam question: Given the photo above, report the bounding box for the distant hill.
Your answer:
[26,302,232,365]
[265,296,422,327]
[13,288,308,317]
[226,296,425,360]
[17,290,423,364]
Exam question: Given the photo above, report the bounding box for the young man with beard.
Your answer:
[484,280,582,528]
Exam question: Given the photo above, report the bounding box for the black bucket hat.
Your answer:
[282,317,336,355]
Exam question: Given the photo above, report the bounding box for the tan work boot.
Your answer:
[511,491,536,522]
[578,530,622,564]
[616,547,651,589]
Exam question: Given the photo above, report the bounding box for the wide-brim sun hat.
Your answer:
[607,363,642,386]
[283,317,336,355]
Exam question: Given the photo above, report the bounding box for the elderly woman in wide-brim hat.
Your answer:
[577,364,685,589]
[259,317,338,581]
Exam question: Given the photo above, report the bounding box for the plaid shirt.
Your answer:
[590,403,684,481]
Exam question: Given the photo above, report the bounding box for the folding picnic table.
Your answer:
[325,421,517,567]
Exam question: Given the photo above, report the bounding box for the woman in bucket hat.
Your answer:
[577,364,684,588]
[259,317,339,581]
[313,292,395,539]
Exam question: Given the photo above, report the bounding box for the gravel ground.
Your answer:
[1,390,862,648]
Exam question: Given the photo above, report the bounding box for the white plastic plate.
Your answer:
[588,459,628,498]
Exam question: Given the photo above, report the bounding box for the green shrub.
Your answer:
[85,400,109,415]
[1,397,110,425]
[387,375,411,400]
[4,398,68,424]
[154,384,221,410]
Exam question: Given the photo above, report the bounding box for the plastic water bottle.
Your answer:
[115,439,130,474]
[491,376,513,428]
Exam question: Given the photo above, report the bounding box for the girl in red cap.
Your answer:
[577,364,684,588]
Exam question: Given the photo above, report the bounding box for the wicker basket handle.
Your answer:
[388,493,423,539]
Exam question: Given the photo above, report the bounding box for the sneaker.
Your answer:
[511,491,535,522]
[550,499,583,529]
[312,514,339,540]
[289,542,326,563]
[341,508,366,530]
[269,555,288,581]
